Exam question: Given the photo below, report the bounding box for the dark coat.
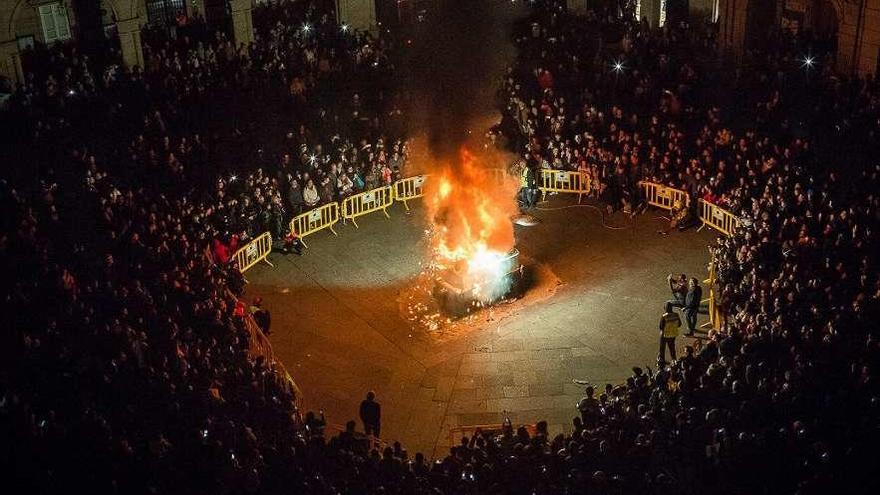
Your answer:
[685,285,702,310]
[359,399,380,426]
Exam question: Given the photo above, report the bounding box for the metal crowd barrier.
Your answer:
[393,174,427,210]
[701,255,719,330]
[539,169,591,203]
[448,422,537,446]
[697,200,739,237]
[291,202,339,248]
[639,181,690,210]
[342,185,394,228]
[232,232,274,275]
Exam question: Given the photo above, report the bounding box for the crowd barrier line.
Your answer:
[393,174,428,210]
[325,423,388,451]
[342,185,395,228]
[697,199,740,237]
[638,181,690,210]
[448,423,537,446]
[232,232,274,278]
[635,181,739,331]
[539,169,591,203]
[291,202,339,248]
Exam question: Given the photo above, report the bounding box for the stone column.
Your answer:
[717,0,747,63]
[230,0,255,47]
[117,16,144,70]
[336,0,377,33]
[0,39,24,86]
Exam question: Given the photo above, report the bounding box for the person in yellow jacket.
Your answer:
[658,302,681,365]
[518,164,538,210]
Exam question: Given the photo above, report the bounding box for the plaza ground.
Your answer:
[243,197,718,457]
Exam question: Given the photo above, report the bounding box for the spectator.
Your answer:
[658,302,681,365]
[250,297,271,335]
[667,273,687,309]
[359,390,381,438]
[683,277,701,336]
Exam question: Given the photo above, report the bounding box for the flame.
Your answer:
[424,147,520,302]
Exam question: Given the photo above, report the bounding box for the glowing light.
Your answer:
[340,24,349,32]
[302,23,312,34]
[612,60,624,73]
[801,55,815,69]
[425,147,520,304]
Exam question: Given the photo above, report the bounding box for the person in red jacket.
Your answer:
[538,68,554,90]
[212,234,239,264]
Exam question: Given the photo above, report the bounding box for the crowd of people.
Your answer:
[2,0,878,493]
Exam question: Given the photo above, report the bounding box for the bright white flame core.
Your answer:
[434,242,514,304]
[465,246,514,302]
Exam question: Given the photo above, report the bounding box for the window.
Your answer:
[145,0,186,27]
[39,3,72,44]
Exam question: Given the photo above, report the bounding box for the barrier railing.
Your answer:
[291,202,339,248]
[229,289,303,410]
[232,232,274,275]
[701,255,718,330]
[449,422,537,446]
[393,174,428,210]
[539,169,591,203]
[342,185,394,228]
[639,181,690,210]
[697,200,739,237]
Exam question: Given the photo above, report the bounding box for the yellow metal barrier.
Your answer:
[290,202,339,248]
[393,175,428,210]
[697,200,739,237]
[699,251,725,331]
[232,232,274,274]
[539,169,591,203]
[639,181,689,210]
[342,185,394,228]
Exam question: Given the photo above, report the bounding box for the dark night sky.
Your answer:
[406,0,523,156]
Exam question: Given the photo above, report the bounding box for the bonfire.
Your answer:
[424,147,520,304]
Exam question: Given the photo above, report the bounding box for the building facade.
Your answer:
[2,0,877,86]
[718,0,879,75]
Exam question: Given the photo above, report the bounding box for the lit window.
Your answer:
[39,3,72,44]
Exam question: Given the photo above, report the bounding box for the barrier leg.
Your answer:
[300,237,309,249]
[577,192,584,204]
[263,257,275,268]
[401,199,410,211]
[382,207,390,219]
[697,221,707,233]
[329,224,338,237]
[350,217,360,229]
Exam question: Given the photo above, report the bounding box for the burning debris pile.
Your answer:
[421,147,523,316]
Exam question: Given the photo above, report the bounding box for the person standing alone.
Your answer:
[359,391,381,438]
[658,302,681,365]
[684,278,702,336]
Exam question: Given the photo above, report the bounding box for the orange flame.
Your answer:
[424,147,519,299]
